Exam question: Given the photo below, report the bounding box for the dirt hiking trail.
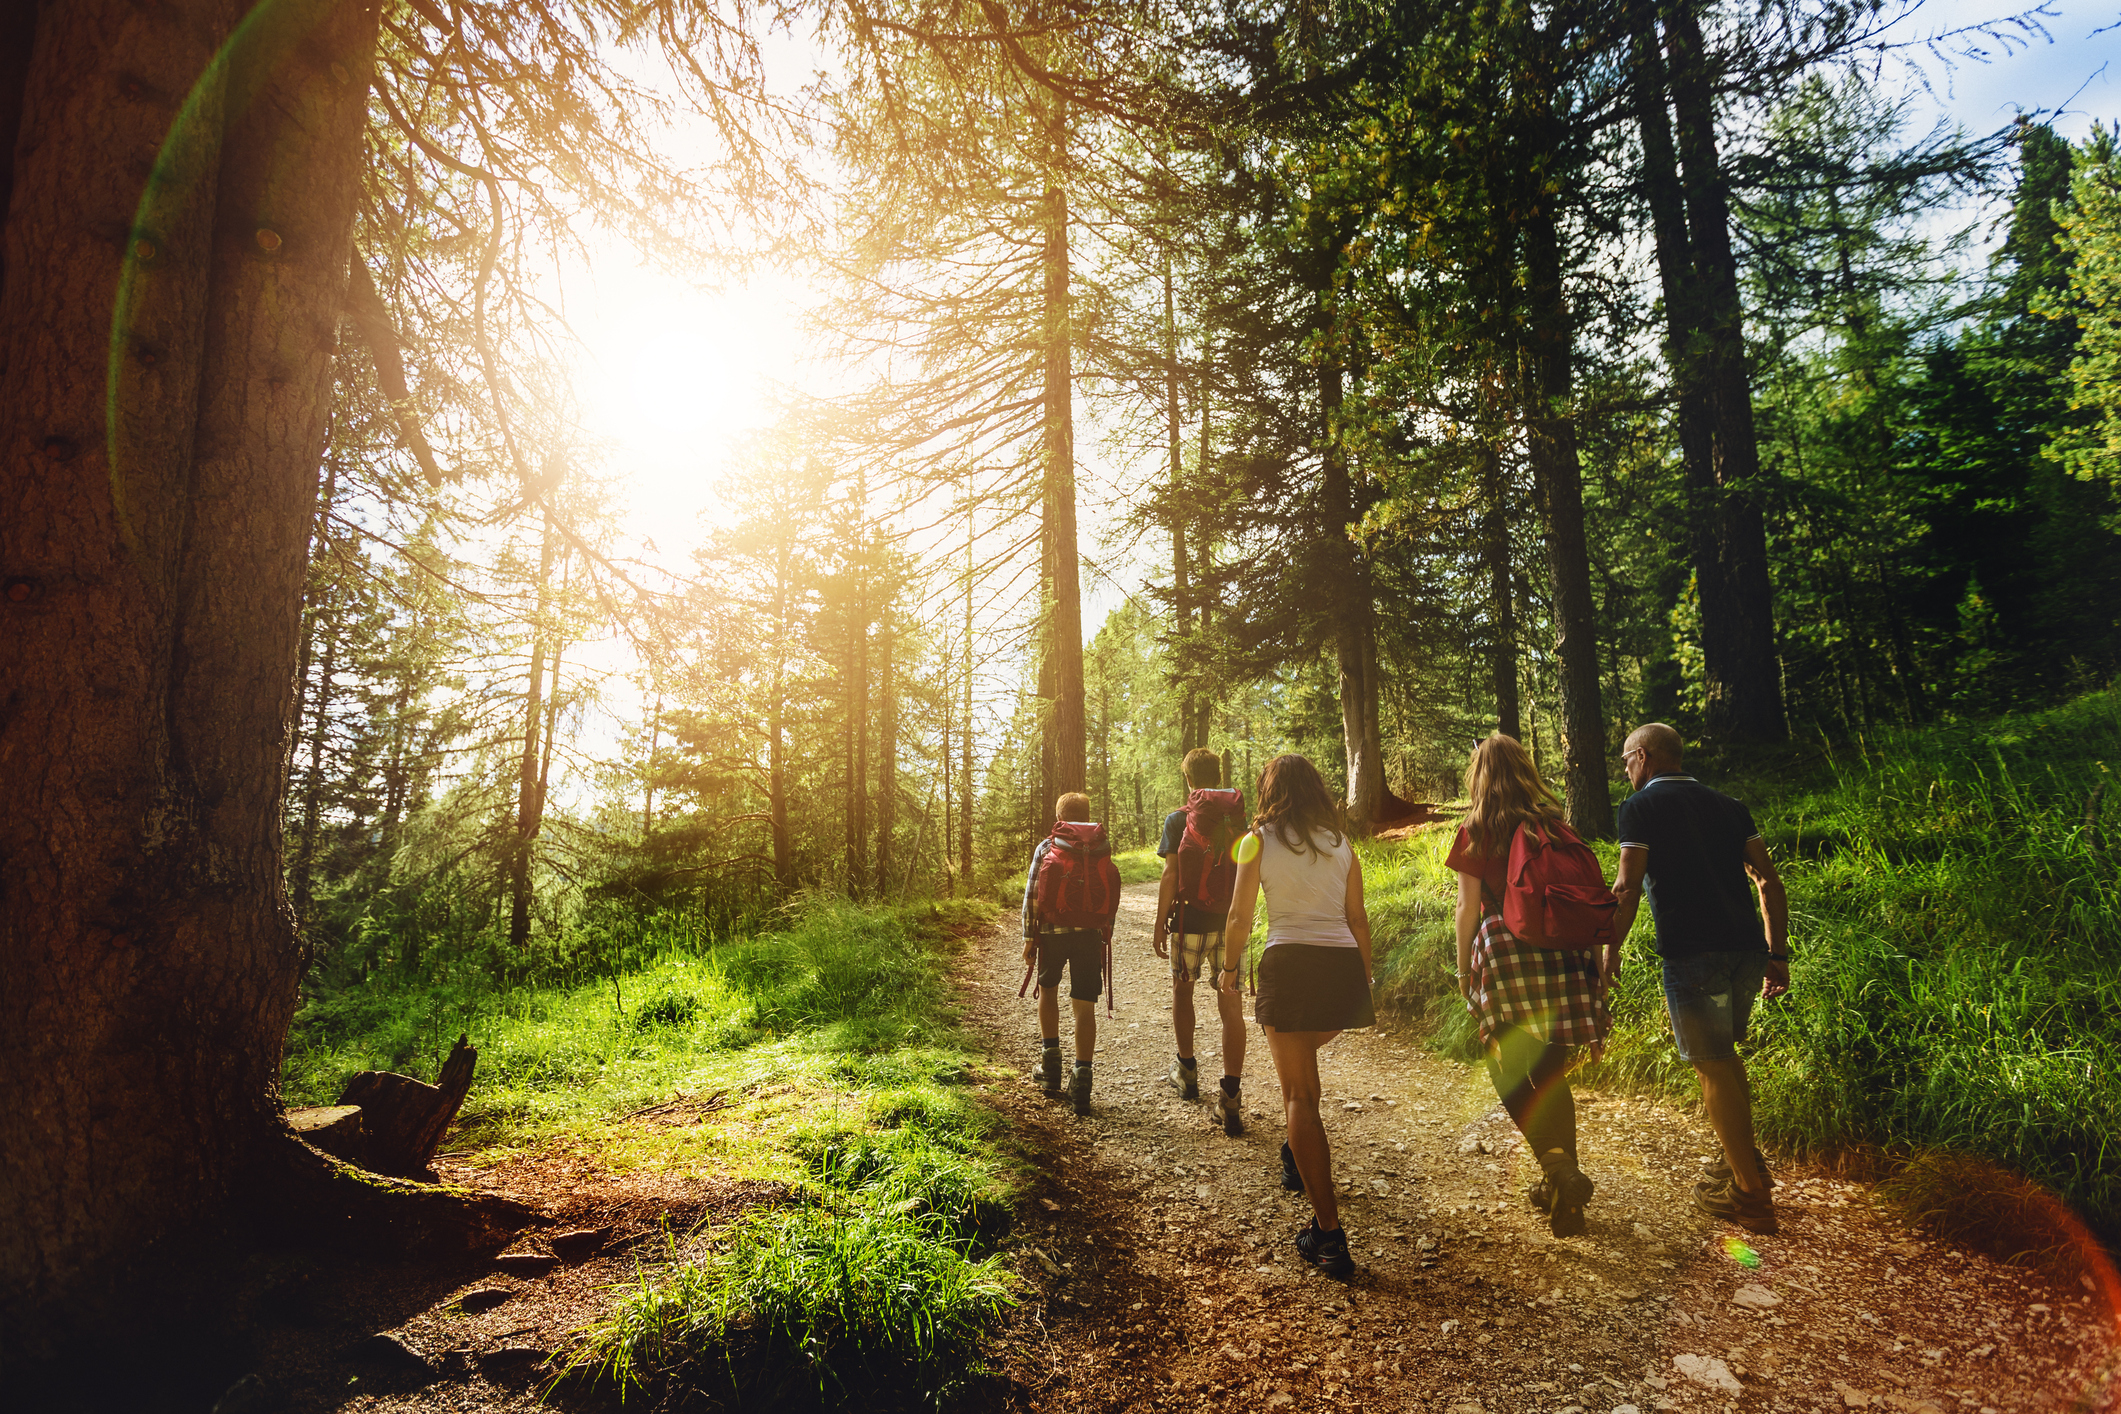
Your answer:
[965,879,2120,1414]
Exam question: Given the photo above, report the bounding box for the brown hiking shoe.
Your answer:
[1702,1146,1776,1191]
[1694,1175,1778,1235]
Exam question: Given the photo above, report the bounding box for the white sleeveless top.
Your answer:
[1254,825,1358,948]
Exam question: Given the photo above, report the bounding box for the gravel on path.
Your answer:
[964,879,2121,1414]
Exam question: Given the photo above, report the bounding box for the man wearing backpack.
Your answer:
[1023,792,1124,1116]
[1612,722,1790,1236]
[1152,748,1248,1136]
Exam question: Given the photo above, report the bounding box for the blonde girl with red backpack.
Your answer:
[1445,733,1618,1238]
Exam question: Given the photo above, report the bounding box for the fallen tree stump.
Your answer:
[287,1104,369,1168]
[335,1035,476,1178]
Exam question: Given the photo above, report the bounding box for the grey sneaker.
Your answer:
[1069,1063,1092,1116]
[1038,1048,1062,1098]
[1167,1057,1200,1101]
[1218,1087,1245,1137]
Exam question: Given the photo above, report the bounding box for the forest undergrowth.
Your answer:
[284,894,1019,1403]
[1368,685,2121,1253]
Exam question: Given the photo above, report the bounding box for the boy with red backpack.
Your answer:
[1023,792,1124,1116]
[1151,749,1249,1136]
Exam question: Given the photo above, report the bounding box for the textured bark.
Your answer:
[1631,12,1731,738]
[1317,349,1384,834]
[1163,250,1191,748]
[0,0,375,1353]
[508,513,558,949]
[876,615,896,889]
[1041,136,1085,798]
[0,0,526,1358]
[1480,443,1521,741]
[1525,207,1615,838]
[336,1036,476,1178]
[768,522,793,887]
[1662,0,1787,743]
[960,523,975,890]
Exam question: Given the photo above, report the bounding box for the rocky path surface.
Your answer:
[967,879,2120,1414]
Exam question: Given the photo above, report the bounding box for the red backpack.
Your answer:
[1174,788,1245,913]
[1502,819,1618,951]
[1034,821,1122,940]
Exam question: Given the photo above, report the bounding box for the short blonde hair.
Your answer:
[1055,792,1093,823]
[1182,748,1222,788]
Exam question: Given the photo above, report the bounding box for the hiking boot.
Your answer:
[1295,1219,1355,1281]
[1702,1146,1776,1191]
[1069,1063,1093,1116]
[1279,1141,1305,1193]
[1537,1152,1594,1239]
[1695,1175,1778,1235]
[1218,1087,1245,1137]
[1167,1057,1200,1102]
[1038,1048,1062,1098]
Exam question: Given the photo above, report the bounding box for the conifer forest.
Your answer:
[5,0,2121,1409]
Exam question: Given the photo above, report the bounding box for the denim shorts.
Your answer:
[1660,951,1768,1062]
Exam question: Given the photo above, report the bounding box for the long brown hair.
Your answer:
[1462,733,1565,856]
[1253,754,1346,856]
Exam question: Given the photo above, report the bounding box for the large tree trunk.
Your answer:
[876,613,896,889]
[0,0,522,1361]
[769,526,793,888]
[508,513,558,950]
[1163,250,1199,753]
[1630,11,1730,737]
[960,514,975,891]
[1480,442,1523,742]
[1524,206,1616,838]
[1661,0,1787,743]
[1041,100,1085,798]
[1317,346,1385,834]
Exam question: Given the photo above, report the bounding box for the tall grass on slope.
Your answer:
[1363,688,2121,1235]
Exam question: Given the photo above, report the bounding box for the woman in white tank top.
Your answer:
[1217,754,1374,1280]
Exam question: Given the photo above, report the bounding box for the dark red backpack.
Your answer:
[1502,819,1618,951]
[1174,788,1245,914]
[1034,821,1122,940]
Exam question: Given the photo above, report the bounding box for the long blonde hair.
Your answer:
[1462,733,1564,856]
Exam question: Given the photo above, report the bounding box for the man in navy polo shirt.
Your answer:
[1611,722,1790,1235]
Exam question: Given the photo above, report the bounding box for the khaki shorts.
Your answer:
[1172,929,1225,984]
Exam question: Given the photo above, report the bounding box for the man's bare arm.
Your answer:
[1612,846,1649,942]
[1152,852,1180,960]
[1742,838,1788,954]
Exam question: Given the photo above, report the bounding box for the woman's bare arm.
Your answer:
[1217,836,1263,996]
[1345,850,1374,981]
[1454,869,1483,991]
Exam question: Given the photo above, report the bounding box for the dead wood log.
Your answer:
[335,1034,476,1177]
[287,1104,369,1168]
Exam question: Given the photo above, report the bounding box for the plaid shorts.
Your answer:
[1464,914,1609,1052]
[1171,929,1224,984]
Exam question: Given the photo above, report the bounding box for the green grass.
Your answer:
[1111,846,1164,884]
[1364,686,2121,1237]
[286,893,1018,1401]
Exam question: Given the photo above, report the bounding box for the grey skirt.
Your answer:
[1255,943,1375,1032]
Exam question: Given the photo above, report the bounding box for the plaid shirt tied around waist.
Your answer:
[1464,913,1609,1052]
